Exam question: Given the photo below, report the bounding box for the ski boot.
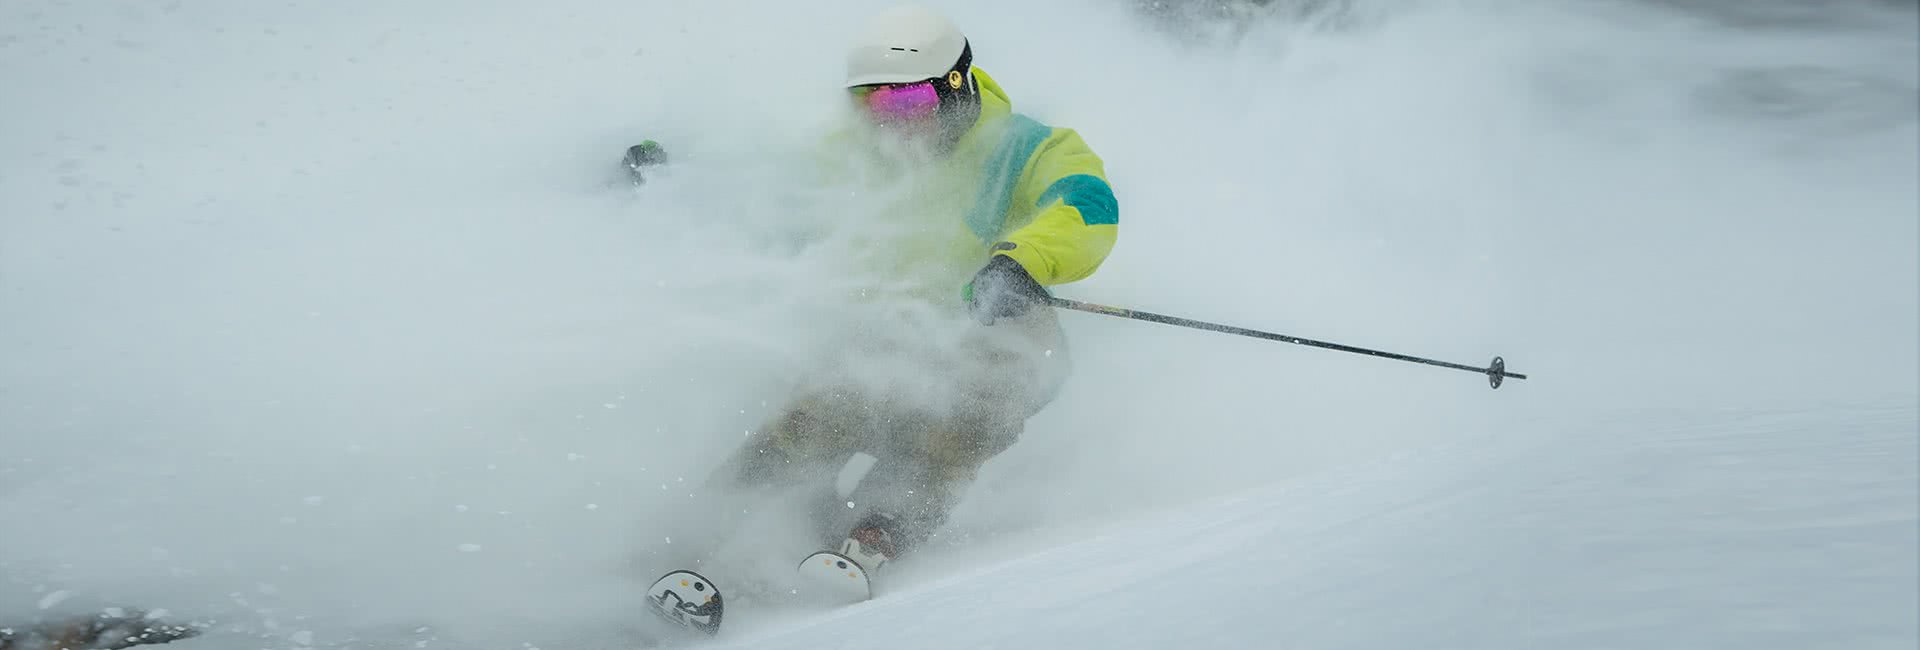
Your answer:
[838,511,904,572]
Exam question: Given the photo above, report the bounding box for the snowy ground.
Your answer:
[702,399,1918,650]
[2,0,1915,648]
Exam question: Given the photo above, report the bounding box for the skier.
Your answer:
[653,4,1119,577]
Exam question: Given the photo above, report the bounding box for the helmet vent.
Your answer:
[888,47,921,52]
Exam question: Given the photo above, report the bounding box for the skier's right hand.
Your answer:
[966,254,1048,326]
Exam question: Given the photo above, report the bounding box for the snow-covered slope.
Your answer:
[2,0,1914,648]
[704,400,1917,650]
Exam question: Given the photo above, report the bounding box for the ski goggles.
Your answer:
[850,80,941,122]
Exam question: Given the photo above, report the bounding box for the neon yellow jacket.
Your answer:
[825,66,1118,298]
[955,67,1118,287]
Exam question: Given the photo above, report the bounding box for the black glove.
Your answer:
[967,255,1047,325]
[622,140,667,185]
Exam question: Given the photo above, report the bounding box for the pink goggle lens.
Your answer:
[856,81,940,121]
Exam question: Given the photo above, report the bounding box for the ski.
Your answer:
[794,550,875,605]
[640,547,883,640]
[643,569,725,637]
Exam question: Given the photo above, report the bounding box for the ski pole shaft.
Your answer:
[1044,297,1528,389]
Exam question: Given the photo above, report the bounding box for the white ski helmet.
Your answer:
[843,5,983,148]
[843,5,970,88]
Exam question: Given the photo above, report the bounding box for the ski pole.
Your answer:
[1045,297,1528,389]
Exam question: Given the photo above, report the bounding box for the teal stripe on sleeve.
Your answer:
[1037,174,1117,225]
[964,115,1053,241]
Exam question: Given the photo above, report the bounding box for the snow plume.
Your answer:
[956,0,1918,525]
[0,0,1913,646]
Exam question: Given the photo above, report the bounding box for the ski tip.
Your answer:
[796,551,873,604]
[645,569,724,636]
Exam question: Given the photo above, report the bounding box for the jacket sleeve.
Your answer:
[994,128,1118,286]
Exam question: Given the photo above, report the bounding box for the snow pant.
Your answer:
[707,304,1071,554]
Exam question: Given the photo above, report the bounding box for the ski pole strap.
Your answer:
[1043,297,1528,389]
